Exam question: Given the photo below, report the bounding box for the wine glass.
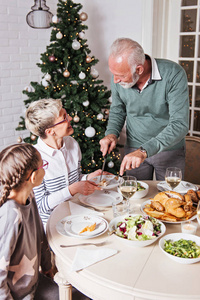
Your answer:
[119,176,137,213]
[165,167,182,191]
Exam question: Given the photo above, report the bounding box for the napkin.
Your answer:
[71,247,118,272]
[69,201,104,216]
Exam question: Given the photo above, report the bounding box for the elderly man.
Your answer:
[100,38,189,180]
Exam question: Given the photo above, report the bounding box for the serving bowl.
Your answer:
[109,214,166,247]
[130,181,149,199]
[159,233,200,264]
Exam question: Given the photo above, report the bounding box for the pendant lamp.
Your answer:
[26,0,53,29]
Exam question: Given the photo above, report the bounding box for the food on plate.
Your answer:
[143,191,196,222]
[99,179,109,186]
[79,222,96,234]
[164,239,200,258]
[186,189,199,203]
[115,215,161,241]
[137,182,146,191]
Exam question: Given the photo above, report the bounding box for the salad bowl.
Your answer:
[159,233,200,264]
[130,181,149,199]
[109,214,166,247]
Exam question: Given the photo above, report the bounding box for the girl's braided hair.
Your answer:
[0,143,40,206]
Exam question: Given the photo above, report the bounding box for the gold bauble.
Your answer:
[104,109,110,115]
[63,70,70,77]
[17,137,22,143]
[79,12,88,21]
[86,56,92,63]
[73,115,80,123]
[31,134,37,141]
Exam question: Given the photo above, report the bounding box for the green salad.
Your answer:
[164,239,200,258]
[137,182,145,191]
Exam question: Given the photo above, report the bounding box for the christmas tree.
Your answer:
[16,0,121,174]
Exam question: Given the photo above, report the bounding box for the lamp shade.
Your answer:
[26,0,53,29]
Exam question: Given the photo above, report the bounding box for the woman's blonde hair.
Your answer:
[0,143,40,206]
[25,98,62,139]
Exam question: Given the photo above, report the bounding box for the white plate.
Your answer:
[141,200,197,224]
[56,215,108,239]
[90,175,123,190]
[79,190,123,208]
[159,233,200,264]
[109,214,166,247]
[157,181,197,194]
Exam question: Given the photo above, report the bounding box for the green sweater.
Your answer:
[105,58,189,157]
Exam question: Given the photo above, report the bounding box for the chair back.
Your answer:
[185,136,200,185]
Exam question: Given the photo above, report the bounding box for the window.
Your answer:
[179,0,200,136]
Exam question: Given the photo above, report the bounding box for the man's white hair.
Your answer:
[110,38,145,71]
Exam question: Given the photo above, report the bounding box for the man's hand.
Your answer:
[99,134,117,156]
[120,149,147,176]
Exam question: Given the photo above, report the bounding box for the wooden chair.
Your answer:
[184,136,200,185]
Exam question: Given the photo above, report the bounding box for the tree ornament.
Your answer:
[31,134,37,141]
[56,31,63,39]
[108,97,112,103]
[52,15,58,23]
[73,114,80,123]
[24,86,32,92]
[72,40,81,50]
[97,113,103,120]
[108,161,114,168]
[83,100,89,107]
[79,71,86,80]
[44,73,51,81]
[104,109,110,115]
[49,55,55,62]
[86,55,92,63]
[17,136,22,143]
[71,80,78,85]
[79,12,88,21]
[42,78,49,87]
[78,31,85,39]
[91,68,99,78]
[85,126,96,138]
[63,70,70,77]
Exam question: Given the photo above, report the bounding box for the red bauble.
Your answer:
[49,55,55,62]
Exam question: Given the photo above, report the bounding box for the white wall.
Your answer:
[0,0,144,151]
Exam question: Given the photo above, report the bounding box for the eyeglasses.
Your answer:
[47,114,69,129]
[26,160,49,181]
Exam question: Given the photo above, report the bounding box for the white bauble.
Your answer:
[42,78,49,87]
[108,97,112,103]
[91,68,99,78]
[71,80,78,85]
[24,86,32,92]
[97,113,103,120]
[83,100,89,107]
[72,40,81,50]
[56,31,63,39]
[108,161,114,168]
[44,73,51,81]
[85,126,96,138]
[79,71,86,80]
[73,115,80,123]
[78,31,85,39]
[17,136,22,143]
[52,15,58,23]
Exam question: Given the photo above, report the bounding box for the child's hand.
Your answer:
[69,180,101,196]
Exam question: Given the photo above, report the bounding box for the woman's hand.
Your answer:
[69,181,102,196]
[87,169,112,180]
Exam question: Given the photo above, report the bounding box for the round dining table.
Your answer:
[46,181,200,300]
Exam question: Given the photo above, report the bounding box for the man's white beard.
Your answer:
[119,72,139,89]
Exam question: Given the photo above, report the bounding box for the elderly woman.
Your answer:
[25,98,105,230]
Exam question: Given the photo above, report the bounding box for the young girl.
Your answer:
[0,143,58,300]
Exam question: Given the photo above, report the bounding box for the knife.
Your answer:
[99,155,107,182]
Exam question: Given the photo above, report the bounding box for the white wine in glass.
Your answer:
[119,176,137,213]
[165,167,182,191]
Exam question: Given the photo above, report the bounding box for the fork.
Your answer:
[60,241,106,248]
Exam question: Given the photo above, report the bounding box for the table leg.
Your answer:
[54,272,72,300]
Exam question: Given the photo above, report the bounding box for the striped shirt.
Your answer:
[33,136,87,230]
